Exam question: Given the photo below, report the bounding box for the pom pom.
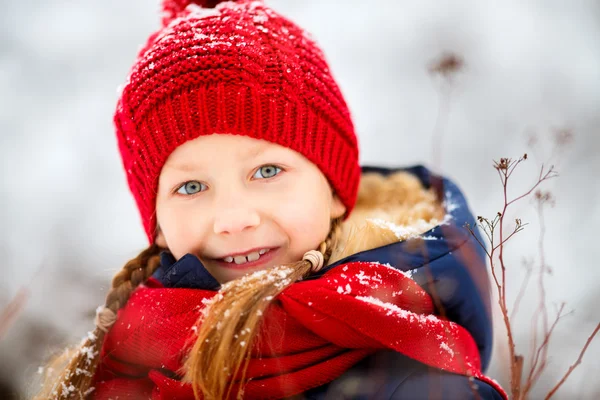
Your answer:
[161,0,227,26]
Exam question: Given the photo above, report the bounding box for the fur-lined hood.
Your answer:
[329,165,447,265]
[312,165,493,370]
[153,165,493,370]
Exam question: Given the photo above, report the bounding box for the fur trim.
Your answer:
[329,171,445,264]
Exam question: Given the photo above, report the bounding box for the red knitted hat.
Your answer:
[115,0,361,243]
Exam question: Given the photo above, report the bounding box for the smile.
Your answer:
[222,248,271,265]
[214,247,280,269]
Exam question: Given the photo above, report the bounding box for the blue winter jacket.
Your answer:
[152,165,504,399]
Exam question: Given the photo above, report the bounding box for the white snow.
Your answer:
[367,218,440,241]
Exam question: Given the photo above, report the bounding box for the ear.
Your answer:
[330,194,347,219]
[155,226,168,248]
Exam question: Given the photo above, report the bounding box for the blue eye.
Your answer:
[253,165,282,179]
[176,181,206,195]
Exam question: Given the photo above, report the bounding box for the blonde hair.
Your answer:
[34,244,162,399]
[35,219,341,399]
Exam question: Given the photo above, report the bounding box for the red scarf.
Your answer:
[93,262,506,399]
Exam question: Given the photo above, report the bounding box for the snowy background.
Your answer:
[1,0,599,398]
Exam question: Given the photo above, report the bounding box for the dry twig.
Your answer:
[465,154,598,399]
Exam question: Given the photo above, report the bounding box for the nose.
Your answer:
[213,207,261,235]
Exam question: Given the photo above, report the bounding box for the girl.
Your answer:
[37,0,506,399]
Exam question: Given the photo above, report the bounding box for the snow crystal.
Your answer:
[355,270,383,286]
[336,284,352,294]
[403,269,416,278]
[253,14,268,24]
[368,218,439,241]
[443,190,460,212]
[356,296,441,325]
[356,296,409,317]
[221,266,292,292]
[240,341,246,347]
[61,383,75,395]
[247,1,266,11]
[440,342,454,357]
[79,346,97,361]
[342,266,348,272]
[74,368,92,377]
[276,270,288,279]
[207,41,233,47]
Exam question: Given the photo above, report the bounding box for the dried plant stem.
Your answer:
[520,201,554,397]
[0,287,28,340]
[545,323,600,399]
[467,155,600,399]
[522,304,568,397]
[509,259,532,322]
[467,156,564,400]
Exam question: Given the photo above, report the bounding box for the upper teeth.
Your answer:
[223,249,270,264]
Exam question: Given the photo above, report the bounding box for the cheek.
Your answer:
[275,190,331,256]
[157,205,201,258]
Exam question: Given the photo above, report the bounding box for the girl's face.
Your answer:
[155,134,346,283]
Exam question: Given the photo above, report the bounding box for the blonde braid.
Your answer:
[35,244,162,399]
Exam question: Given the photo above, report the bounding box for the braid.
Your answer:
[320,217,342,266]
[106,244,162,311]
[185,217,343,399]
[35,244,162,399]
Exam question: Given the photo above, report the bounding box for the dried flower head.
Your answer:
[428,52,465,78]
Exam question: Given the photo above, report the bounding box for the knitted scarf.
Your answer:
[93,261,506,399]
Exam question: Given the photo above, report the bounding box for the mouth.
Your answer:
[211,247,280,269]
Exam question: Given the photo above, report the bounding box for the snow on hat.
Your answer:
[115,0,361,243]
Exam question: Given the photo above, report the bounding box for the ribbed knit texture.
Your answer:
[115,0,361,243]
